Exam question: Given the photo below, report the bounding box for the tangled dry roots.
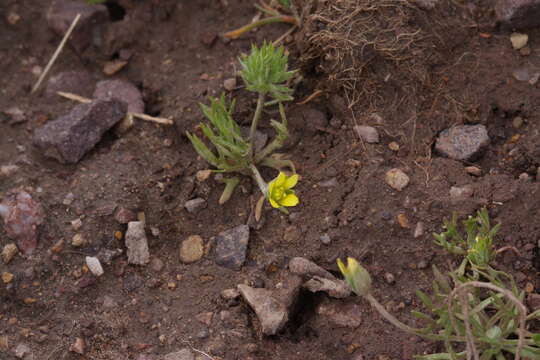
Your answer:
[299,0,430,109]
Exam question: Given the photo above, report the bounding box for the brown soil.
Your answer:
[2,1,540,359]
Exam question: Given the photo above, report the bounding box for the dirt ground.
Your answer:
[2,0,540,359]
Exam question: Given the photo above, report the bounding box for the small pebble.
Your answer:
[397,213,410,228]
[223,78,237,91]
[70,337,85,355]
[196,170,212,182]
[179,235,204,263]
[354,125,379,143]
[71,218,82,230]
[2,243,18,264]
[417,260,428,269]
[413,222,425,238]
[385,168,410,191]
[510,32,528,50]
[72,234,85,247]
[520,46,531,56]
[512,116,524,129]
[2,272,14,284]
[184,198,207,214]
[388,142,399,151]
[465,166,482,176]
[63,192,75,205]
[221,288,240,300]
[384,272,395,285]
[320,233,331,245]
[85,257,104,277]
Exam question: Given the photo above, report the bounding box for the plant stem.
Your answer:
[218,177,240,205]
[223,15,298,39]
[249,164,268,196]
[365,293,421,335]
[249,93,266,160]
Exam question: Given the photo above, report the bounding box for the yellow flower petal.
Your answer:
[347,257,359,273]
[269,197,280,208]
[284,174,298,189]
[337,258,348,277]
[274,172,287,187]
[280,193,299,207]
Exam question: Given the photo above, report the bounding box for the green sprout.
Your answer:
[186,43,298,211]
[338,209,540,360]
[86,0,106,4]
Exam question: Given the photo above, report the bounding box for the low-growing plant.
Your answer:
[187,42,299,211]
[338,209,540,360]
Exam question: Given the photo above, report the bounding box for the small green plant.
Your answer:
[338,209,540,360]
[86,0,106,4]
[187,42,298,211]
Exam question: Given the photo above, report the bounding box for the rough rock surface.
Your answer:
[45,70,95,98]
[215,225,250,270]
[496,0,540,30]
[0,189,44,254]
[93,80,145,114]
[125,221,150,265]
[434,125,490,161]
[46,0,109,53]
[237,284,288,335]
[33,99,126,164]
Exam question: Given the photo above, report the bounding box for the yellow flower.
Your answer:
[267,172,299,208]
[337,257,372,296]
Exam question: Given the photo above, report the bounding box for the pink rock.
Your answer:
[496,0,540,30]
[0,189,44,255]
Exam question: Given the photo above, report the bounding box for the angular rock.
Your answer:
[435,125,490,161]
[496,0,540,30]
[289,257,351,298]
[510,32,528,49]
[237,284,288,335]
[93,80,144,114]
[215,225,249,270]
[69,337,85,355]
[33,99,127,164]
[354,125,380,143]
[96,248,122,265]
[0,189,44,254]
[125,221,150,265]
[179,235,204,263]
[45,71,95,98]
[85,256,104,276]
[0,164,19,177]
[47,0,108,53]
[184,198,207,214]
[163,349,194,360]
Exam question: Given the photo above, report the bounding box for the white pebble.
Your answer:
[85,257,104,277]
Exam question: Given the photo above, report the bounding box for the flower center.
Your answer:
[274,188,284,200]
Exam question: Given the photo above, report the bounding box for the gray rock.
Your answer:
[0,189,44,255]
[215,225,250,270]
[179,235,204,263]
[184,198,207,214]
[85,256,104,276]
[102,295,117,308]
[303,276,351,298]
[93,80,144,114]
[46,71,95,98]
[320,233,331,245]
[46,0,109,53]
[289,257,351,298]
[96,248,122,265]
[434,125,490,161]
[125,221,150,265]
[237,285,288,335]
[496,0,540,30]
[354,125,379,143]
[33,99,126,164]
[14,343,31,359]
[449,185,474,200]
[163,349,194,360]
